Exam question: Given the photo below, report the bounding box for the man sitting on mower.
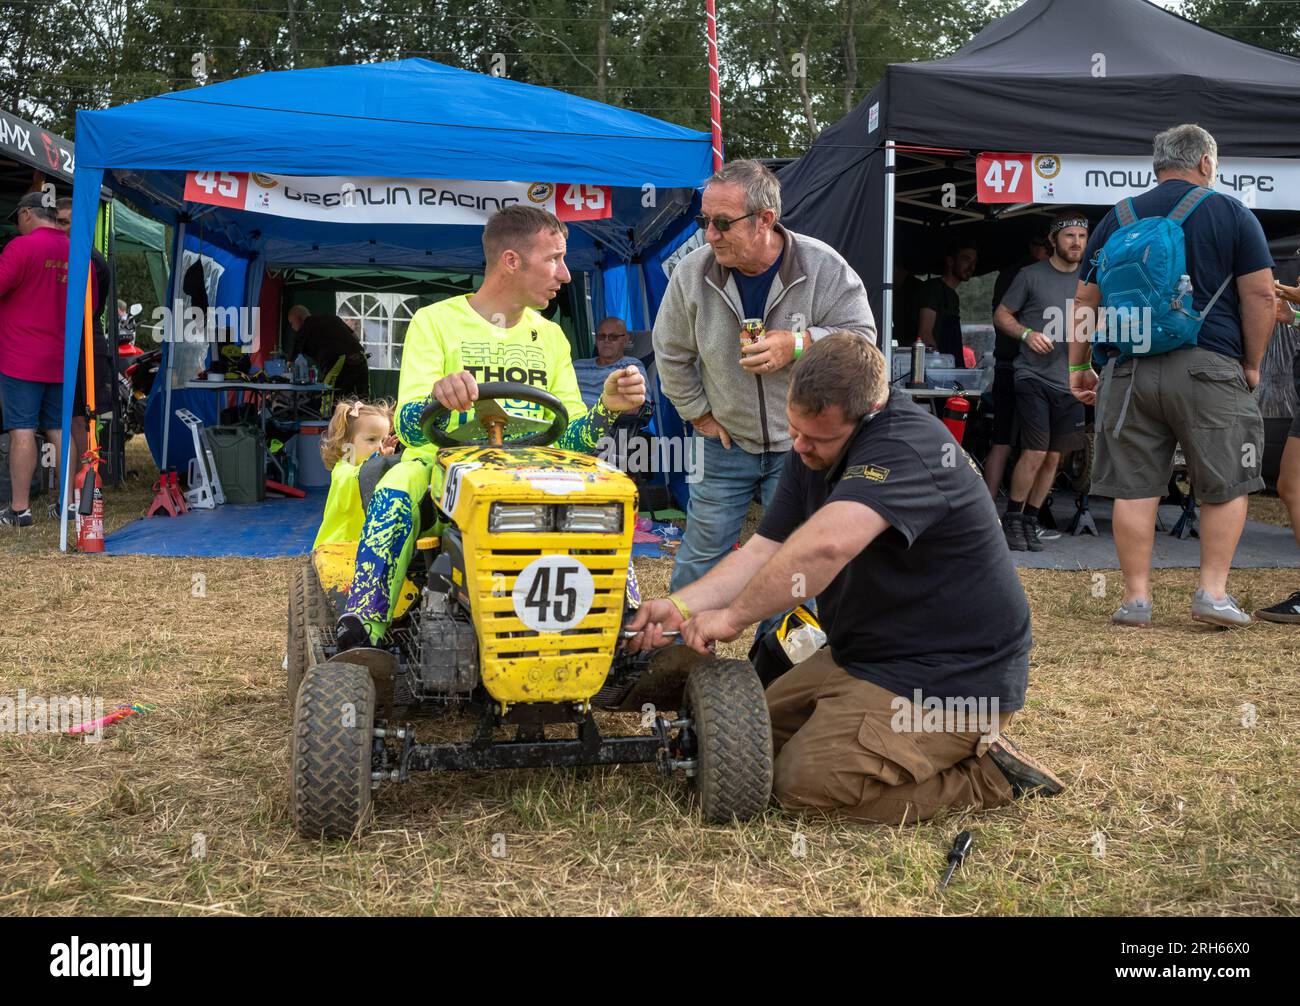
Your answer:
[335,205,646,651]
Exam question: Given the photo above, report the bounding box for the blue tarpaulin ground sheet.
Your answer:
[104,490,327,558]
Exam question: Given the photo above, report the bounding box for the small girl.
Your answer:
[313,399,397,548]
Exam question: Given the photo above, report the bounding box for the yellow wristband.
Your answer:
[668,594,691,621]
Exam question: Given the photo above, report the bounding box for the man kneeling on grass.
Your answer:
[627,332,1063,823]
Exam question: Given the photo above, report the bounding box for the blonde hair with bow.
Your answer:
[320,398,393,470]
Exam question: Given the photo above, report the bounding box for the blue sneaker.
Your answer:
[0,507,33,528]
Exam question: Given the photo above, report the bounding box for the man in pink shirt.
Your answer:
[0,191,69,526]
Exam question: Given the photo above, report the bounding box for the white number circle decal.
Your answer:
[512,556,595,632]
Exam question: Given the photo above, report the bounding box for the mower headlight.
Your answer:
[489,503,553,533]
[559,504,623,534]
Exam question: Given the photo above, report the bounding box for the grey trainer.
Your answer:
[1191,589,1252,628]
[1111,597,1152,627]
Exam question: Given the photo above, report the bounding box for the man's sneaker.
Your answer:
[1191,588,1252,628]
[1254,591,1300,624]
[0,507,33,528]
[335,613,374,653]
[1020,514,1045,552]
[1002,512,1028,552]
[1111,597,1152,627]
[987,734,1065,799]
[1034,520,1061,542]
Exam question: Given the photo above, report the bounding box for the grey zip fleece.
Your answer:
[652,224,876,454]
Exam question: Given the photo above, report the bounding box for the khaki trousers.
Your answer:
[767,649,1016,824]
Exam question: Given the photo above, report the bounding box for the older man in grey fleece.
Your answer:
[653,159,876,595]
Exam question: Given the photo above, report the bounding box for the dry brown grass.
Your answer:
[0,441,1296,916]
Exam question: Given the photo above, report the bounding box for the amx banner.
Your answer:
[0,109,74,182]
[182,172,613,223]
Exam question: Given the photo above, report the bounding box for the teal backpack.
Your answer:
[1091,185,1231,361]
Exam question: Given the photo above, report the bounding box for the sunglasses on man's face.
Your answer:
[695,211,756,233]
[596,332,624,340]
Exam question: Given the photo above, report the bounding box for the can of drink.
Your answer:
[741,318,764,345]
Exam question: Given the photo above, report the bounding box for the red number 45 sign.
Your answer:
[184,171,248,209]
[976,153,1031,203]
[555,183,612,221]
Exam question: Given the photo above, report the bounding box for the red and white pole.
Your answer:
[705,0,723,171]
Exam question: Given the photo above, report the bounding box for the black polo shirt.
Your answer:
[756,391,1031,710]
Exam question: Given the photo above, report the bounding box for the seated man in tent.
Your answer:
[334,205,646,650]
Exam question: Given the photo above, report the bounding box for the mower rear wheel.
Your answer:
[683,658,773,822]
[290,662,376,840]
[287,559,330,709]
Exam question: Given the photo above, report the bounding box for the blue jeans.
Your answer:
[671,436,787,594]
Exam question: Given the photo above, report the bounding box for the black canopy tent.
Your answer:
[777,0,1300,351]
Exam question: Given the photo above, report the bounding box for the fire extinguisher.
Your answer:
[76,454,104,553]
[941,394,970,445]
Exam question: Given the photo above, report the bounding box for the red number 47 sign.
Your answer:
[975,153,1031,203]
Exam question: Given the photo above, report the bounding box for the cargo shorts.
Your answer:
[1092,346,1265,504]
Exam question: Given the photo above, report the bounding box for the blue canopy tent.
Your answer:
[60,58,712,549]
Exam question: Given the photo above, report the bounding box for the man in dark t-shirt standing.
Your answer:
[1069,124,1276,629]
[917,240,977,362]
[993,212,1090,551]
[984,234,1050,497]
[287,304,370,399]
[628,332,1063,824]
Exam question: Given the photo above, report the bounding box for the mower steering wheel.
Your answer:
[419,381,569,448]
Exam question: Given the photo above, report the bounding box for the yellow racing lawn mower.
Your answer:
[286,382,773,839]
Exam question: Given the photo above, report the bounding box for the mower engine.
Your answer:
[413,588,479,698]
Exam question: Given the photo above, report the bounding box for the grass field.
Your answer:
[0,440,1296,916]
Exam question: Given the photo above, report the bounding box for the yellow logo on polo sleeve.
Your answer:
[842,464,890,483]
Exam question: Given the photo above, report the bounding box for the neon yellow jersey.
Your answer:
[395,294,590,459]
[313,459,364,548]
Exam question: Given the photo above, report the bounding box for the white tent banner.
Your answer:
[977,153,1300,209]
[182,172,612,223]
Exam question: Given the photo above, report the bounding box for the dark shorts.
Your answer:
[991,363,1016,446]
[1093,346,1264,504]
[1013,376,1086,453]
[0,373,62,431]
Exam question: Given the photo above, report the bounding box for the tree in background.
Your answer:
[1182,0,1300,56]
[2,1,1288,161]
[0,0,1012,159]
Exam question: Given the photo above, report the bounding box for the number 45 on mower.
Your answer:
[285,382,773,839]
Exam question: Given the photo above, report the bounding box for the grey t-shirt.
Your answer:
[999,258,1082,390]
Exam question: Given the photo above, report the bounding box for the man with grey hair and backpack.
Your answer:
[1069,124,1276,628]
[654,159,876,598]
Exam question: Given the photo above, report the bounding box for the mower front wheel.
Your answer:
[290,662,376,840]
[683,658,773,822]
[287,560,330,709]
